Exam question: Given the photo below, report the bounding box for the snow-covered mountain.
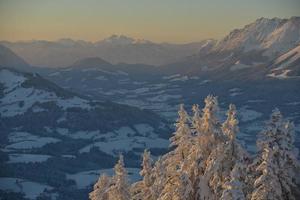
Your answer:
[213,17,300,57]
[95,35,153,46]
[161,17,300,77]
[0,36,215,67]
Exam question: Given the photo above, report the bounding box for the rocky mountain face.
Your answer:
[160,17,300,79]
[213,17,300,56]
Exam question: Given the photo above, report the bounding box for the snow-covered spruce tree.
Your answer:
[150,157,167,200]
[158,166,193,200]
[189,95,221,199]
[131,150,154,200]
[169,104,193,166]
[108,155,131,200]
[251,109,299,200]
[89,174,111,200]
[190,95,222,171]
[200,95,220,137]
[192,104,202,134]
[203,104,248,199]
[221,162,246,200]
[251,145,283,200]
[140,150,154,191]
[222,104,239,141]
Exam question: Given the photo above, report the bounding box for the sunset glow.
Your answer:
[1,0,300,43]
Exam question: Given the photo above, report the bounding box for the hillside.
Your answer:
[0,67,171,199]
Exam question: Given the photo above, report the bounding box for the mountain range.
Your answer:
[1,17,300,80]
[0,35,215,67]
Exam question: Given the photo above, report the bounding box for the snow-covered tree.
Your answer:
[200,95,220,138]
[191,104,202,134]
[170,104,191,147]
[90,97,300,200]
[150,157,167,200]
[89,174,111,200]
[132,150,154,200]
[203,104,248,199]
[194,95,222,162]
[109,155,131,200]
[158,170,193,200]
[170,104,193,165]
[221,162,246,200]
[140,150,153,188]
[222,104,239,141]
[251,146,283,200]
[251,109,299,200]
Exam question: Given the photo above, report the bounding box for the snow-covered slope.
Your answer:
[0,67,171,199]
[267,44,300,79]
[273,43,300,68]
[0,68,90,117]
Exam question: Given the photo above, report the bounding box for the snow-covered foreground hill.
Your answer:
[0,67,171,199]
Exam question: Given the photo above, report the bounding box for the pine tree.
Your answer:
[89,174,111,200]
[221,162,246,200]
[90,97,300,200]
[151,157,167,200]
[170,104,193,165]
[191,104,202,134]
[251,146,283,200]
[140,150,153,188]
[195,95,221,161]
[204,104,247,199]
[200,95,220,139]
[132,150,154,200]
[251,109,299,200]
[192,95,222,199]
[222,104,239,141]
[109,155,131,200]
[158,170,193,200]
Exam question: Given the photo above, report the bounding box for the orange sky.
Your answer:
[0,0,299,43]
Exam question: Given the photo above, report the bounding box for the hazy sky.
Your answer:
[0,0,299,43]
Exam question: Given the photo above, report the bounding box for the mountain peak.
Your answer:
[101,35,135,45]
[213,17,300,56]
[98,35,152,45]
[0,44,29,69]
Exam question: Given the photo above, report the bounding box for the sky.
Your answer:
[0,0,300,43]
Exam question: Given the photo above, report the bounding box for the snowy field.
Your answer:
[0,69,91,117]
[0,177,53,199]
[79,125,169,155]
[67,168,140,189]
[4,132,60,151]
[7,154,52,163]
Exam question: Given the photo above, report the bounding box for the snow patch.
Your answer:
[7,154,52,163]
[67,168,140,189]
[0,177,53,199]
[239,107,263,122]
[5,132,60,150]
